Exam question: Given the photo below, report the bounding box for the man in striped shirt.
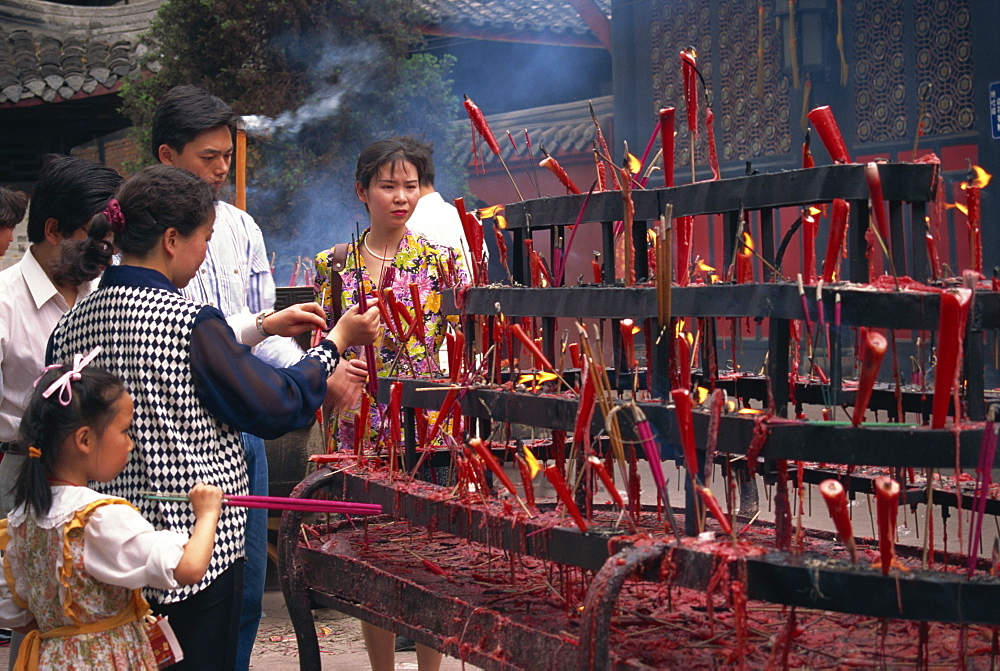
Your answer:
[153,85,301,670]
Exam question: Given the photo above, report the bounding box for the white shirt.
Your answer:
[0,248,97,442]
[406,192,475,273]
[181,201,301,367]
[0,486,187,628]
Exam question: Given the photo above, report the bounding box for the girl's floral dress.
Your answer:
[0,487,181,670]
[313,229,468,453]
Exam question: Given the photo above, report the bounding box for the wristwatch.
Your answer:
[255,309,276,337]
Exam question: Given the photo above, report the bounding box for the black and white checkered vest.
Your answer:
[50,285,248,604]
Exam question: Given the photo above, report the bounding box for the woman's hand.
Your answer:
[323,358,368,415]
[262,303,327,337]
[326,304,380,351]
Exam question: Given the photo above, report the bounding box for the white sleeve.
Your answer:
[0,567,32,629]
[227,308,264,347]
[82,505,187,592]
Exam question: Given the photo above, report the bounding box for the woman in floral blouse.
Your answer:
[313,138,469,671]
[313,137,468,456]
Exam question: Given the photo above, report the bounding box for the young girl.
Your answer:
[45,164,380,668]
[313,138,469,671]
[0,355,223,670]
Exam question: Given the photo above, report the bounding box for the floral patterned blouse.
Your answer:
[313,229,468,453]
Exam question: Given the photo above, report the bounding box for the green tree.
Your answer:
[120,0,464,265]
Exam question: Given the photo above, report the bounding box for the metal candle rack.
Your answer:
[279,163,1000,669]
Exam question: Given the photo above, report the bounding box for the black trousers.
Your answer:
[150,560,244,670]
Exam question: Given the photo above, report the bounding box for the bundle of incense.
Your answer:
[140,491,381,516]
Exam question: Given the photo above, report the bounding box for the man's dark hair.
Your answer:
[397,137,436,187]
[0,187,28,229]
[151,85,238,159]
[26,155,123,244]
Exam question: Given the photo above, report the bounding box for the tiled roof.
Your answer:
[417,0,611,38]
[452,94,613,166]
[0,0,162,106]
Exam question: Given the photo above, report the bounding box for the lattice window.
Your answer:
[914,0,975,136]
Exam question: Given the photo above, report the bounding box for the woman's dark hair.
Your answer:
[0,187,28,229]
[151,85,237,158]
[54,165,215,285]
[355,136,430,190]
[16,364,127,516]
[26,155,123,244]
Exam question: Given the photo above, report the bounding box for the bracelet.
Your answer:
[255,309,276,338]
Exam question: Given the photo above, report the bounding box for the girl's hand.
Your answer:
[188,483,223,522]
[262,303,327,337]
[326,304,380,351]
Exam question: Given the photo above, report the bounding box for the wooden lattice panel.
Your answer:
[853,0,908,143]
[914,0,975,136]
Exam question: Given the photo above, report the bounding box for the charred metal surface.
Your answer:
[380,378,993,468]
[502,164,936,228]
[447,285,1000,330]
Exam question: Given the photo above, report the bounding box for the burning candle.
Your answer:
[966,181,982,276]
[620,319,637,370]
[671,388,699,482]
[819,479,857,562]
[873,476,900,575]
[803,209,817,282]
[510,323,554,372]
[821,199,850,283]
[659,107,676,187]
[925,229,940,282]
[587,455,625,510]
[674,332,691,391]
[851,328,887,427]
[539,152,581,194]
[514,454,536,508]
[806,106,850,164]
[544,465,588,532]
[735,231,754,284]
[931,287,973,429]
[698,486,732,536]
[592,252,603,284]
[801,128,815,169]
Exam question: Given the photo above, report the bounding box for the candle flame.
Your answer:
[517,371,558,390]
[624,152,641,175]
[946,202,969,216]
[695,386,710,404]
[739,231,754,257]
[695,259,716,273]
[807,205,823,216]
[523,444,541,478]
[738,407,764,415]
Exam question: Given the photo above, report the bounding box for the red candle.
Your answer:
[540,155,581,194]
[448,331,465,382]
[705,108,720,180]
[544,465,588,532]
[803,209,817,282]
[572,365,596,450]
[592,252,603,284]
[619,319,637,370]
[353,392,370,456]
[874,476,900,575]
[587,455,625,510]
[671,388,699,482]
[676,216,693,287]
[388,381,402,470]
[864,163,890,247]
[735,232,754,284]
[674,332,691,391]
[806,106,850,164]
[454,196,483,285]
[680,49,699,138]
[451,404,463,444]
[925,230,940,281]
[931,288,973,429]
[470,438,520,499]
[851,328,888,427]
[408,282,425,341]
[424,386,459,446]
[659,107,675,187]
[802,129,815,169]
[510,323,554,371]
[515,454,536,508]
[698,486,732,535]
[819,479,857,562]
[567,342,581,369]
[966,183,982,276]
[821,199,850,282]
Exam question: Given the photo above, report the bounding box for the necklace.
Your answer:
[363,235,397,262]
[48,476,80,487]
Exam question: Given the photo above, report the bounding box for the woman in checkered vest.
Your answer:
[45,164,379,669]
